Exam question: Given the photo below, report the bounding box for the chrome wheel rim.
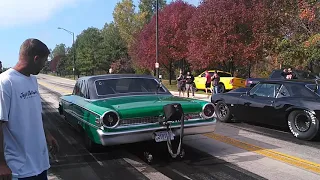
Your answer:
[294,113,311,132]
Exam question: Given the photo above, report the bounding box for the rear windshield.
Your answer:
[94,78,167,96]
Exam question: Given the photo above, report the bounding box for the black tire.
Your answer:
[288,110,319,141]
[215,101,232,122]
[81,128,101,152]
[219,83,225,93]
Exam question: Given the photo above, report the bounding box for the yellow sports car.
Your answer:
[194,70,246,93]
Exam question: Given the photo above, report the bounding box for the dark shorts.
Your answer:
[18,170,47,180]
[205,82,211,88]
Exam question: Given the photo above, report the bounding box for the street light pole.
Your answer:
[155,0,159,79]
[58,27,76,80]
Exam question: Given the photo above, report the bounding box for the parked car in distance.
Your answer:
[211,79,320,141]
[58,74,217,152]
[245,69,319,87]
[194,70,246,93]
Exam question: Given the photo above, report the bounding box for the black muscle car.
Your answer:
[211,79,320,140]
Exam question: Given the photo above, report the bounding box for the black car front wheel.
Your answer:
[288,110,319,140]
[215,101,232,122]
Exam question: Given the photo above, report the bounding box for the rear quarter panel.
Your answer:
[227,77,246,89]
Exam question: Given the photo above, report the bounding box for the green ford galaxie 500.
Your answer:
[58,74,216,152]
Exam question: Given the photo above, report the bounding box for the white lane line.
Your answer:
[171,169,193,180]
[48,174,62,180]
[123,157,172,180]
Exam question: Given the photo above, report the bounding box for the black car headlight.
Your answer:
[201,103,215,119]
[101,111,120,128]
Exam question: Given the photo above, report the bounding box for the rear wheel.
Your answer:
[81,127,101,152]
[288,110,319,140]
[215,101,232,122]
[218,83,225,93]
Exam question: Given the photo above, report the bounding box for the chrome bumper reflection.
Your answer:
[97,121,216,146]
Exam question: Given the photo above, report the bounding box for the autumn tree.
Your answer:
[270,0,320,70]
[133,0,196,84]
[187,0,278,76]
[50,44,68,75]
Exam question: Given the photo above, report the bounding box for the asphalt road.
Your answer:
[38,74,320,180]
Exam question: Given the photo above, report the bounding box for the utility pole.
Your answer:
[155,0,159,79]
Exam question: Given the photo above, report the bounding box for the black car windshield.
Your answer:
[94,77,167,96]
[305,84,320,96]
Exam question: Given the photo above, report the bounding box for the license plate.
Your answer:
[154,131,174,142]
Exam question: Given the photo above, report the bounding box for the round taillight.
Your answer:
[202,103,215,118]
[102,111,119,128]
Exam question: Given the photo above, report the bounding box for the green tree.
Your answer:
[52,44,66,57]
[113,0,140,48]
[41,61,51,74]
[76,27,105,75]
[138,0,167,24]
[100,22,128,70]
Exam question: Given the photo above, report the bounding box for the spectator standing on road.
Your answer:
[0,38,59,180]
[286,68,297,79]
[281,68,297,79]
[205,70,211,94]
[177,69,186,97]
[211,70,220,94]
[185,71,195,98]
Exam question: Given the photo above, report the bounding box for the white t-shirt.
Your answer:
[0,68,50,178]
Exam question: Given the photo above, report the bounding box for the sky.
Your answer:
[0,0,200,68]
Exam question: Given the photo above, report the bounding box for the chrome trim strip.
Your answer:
[64,109,100,129]
[60,97,102,117]
[97,120,215,136]
[117,117,208,128]
[97,121,216,146]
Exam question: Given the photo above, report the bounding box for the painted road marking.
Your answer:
[205,133,320,175]
[123,157,172,180]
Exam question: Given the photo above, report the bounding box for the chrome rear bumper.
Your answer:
[97,121,216,146]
